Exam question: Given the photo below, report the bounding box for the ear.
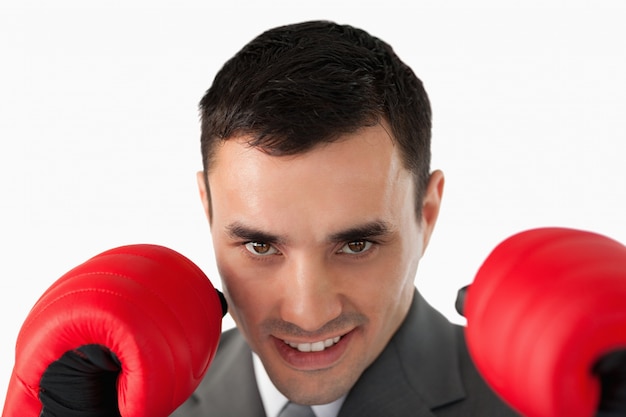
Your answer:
[420,170,445,251]
[196,171,212,224]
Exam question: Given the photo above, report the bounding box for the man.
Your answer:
[173,20,518,416]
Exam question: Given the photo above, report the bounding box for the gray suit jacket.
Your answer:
[171,289,520,416]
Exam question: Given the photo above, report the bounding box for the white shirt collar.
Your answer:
[252,353,346,417]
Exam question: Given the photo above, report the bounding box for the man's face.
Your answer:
[199,122,443,405]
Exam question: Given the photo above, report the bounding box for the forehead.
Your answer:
[210,122,399,177]
[207,123,415,237]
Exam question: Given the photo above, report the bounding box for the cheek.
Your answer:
[216,254,275,331]
[359,242,421,326]
[375,263,413,312]
[215,256,252,323]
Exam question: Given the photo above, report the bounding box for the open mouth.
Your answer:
[274,331,354,370]
[283,336,342,352]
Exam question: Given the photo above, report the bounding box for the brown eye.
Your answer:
[348,241,367,252]
[244,242,278,256]
[340,240,373,254]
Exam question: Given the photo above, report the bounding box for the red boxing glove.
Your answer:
[2,244,226,417]
[463,228,626,417]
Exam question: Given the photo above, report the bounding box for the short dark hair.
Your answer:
[199,20,432,217]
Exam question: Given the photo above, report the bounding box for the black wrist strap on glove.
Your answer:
[39,344,122,417]
[594,349,626,417]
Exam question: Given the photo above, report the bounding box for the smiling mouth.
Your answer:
[283,336,342,352]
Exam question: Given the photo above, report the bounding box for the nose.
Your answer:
[278,254,342,332]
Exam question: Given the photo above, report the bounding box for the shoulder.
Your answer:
[400,292,520,416]
[438,324,520,416]
[338,290,520,416]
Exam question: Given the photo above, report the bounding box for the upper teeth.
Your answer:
[285,336,341,352]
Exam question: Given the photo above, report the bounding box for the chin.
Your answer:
[274,365,361,406]
[280,384,348,406]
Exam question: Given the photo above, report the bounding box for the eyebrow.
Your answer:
[328,221,394,243]
[226,222,284,245]
[225,220,394,245]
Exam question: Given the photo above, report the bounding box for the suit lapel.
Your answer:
[177,330,267,417]
[338,289,466,417]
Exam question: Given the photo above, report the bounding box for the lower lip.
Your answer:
[273,331,354,371]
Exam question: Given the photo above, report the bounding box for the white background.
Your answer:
[1,0,625,410]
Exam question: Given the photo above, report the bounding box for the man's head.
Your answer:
[196,21,444,405]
